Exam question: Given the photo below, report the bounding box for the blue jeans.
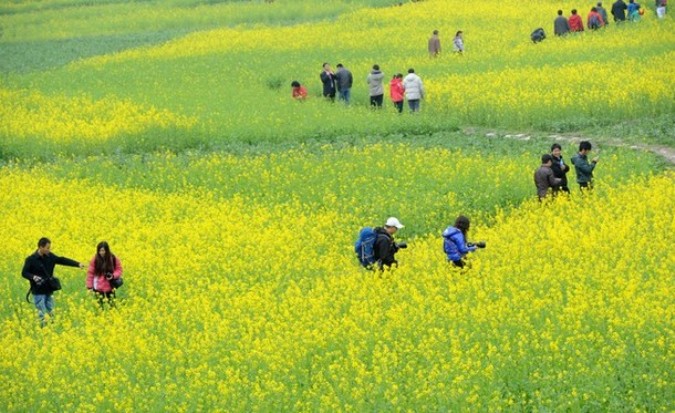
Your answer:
[339,88,351,104]
[34,294,54,327]
[408,99,420,112]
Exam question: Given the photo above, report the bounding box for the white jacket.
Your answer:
[403,73,424,100]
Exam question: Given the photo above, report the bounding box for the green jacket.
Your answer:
[571,153,596,184]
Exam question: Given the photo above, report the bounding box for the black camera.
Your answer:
[468,241,486,249]
[395,241,408,249]
[105,272,113,280]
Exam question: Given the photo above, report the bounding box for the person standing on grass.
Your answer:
[597,2,610,25]
[554,10,571,36]
[571,140,600,191]
[534,154,563,201]
[389,73,405,114]
[335,63,353,105]
[403,68,424,113]
[320,62,337,102]
[87,241,123,309]
[22,237,85,327]
[656,0,666,18]
[550,143,571,194]
[428,29,441,57]
[291,81,308,100]
[569,9,585,31]
[453,31,465,53]
[367,64,385,108]
[612,0,628,21]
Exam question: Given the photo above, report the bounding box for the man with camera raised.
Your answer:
[374,217,407,270]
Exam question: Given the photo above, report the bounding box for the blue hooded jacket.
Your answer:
[442,226,476,262]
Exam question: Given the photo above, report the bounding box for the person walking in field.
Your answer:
[587,6,606,29]
[320,62,337,102]
[571,140,600,191]
[550,143,571,194]
[335,63,353,105]
[86,241,123,309]
[389,73,405,113]
[453,31,465,53]
[22,237,85,327]
[627,0,642,20]
[554,10,571,36]
[597,2,610,25]
[656,0,667,18]
[428,29,441,57]
[534,154,563,201]
[612,0,628,21]
[442,216,485,269]
[367,64,385,108]
[291,81,308,100]
[403,68,424,113]
[569,9,585,31]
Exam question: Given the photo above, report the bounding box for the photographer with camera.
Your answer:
[86,241,123,308]
[374,217,407,270]
[442,215,485,269]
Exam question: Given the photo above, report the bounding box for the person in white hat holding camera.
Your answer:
[373,217,406,270]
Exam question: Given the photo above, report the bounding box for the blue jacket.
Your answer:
[442,226,476,262]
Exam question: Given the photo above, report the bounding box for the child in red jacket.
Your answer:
[389,74,404,113]
[569,9,585,31]
[291,81,308,100]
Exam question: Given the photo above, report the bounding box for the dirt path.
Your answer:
[481,131,675,165]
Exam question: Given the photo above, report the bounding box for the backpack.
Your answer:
[589,14,600,29]
[531,28,546,43]
[354,227,378,267]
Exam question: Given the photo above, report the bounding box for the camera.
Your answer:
[395,241,408,249]
[468,241,486,249]
[105,272,113,280]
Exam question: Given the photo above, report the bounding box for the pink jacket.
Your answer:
[389,78,404,102]
[86,255,123,292]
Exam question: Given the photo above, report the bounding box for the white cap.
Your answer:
[385,217,404,229]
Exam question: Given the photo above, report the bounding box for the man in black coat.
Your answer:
[373,217,405,270]
[22,237,84,327]
[612,0,628,21]
[320,62,337,102]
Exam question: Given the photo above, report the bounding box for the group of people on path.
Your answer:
[292,62,426,113]
[22,238,123,327]
[554,0,666,35]
[534,141,600,200]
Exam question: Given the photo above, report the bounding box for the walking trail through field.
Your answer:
[480,131,675,165]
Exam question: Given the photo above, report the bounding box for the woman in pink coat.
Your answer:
[86,241,123,307]
[389,73,405,113]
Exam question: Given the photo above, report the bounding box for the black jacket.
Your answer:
[373,227,398,269]
[22,251,80,295]
[550,155,570,190]
[612,0,627,20]
[320,71,337,96]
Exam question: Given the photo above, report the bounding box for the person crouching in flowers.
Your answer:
[86,241,123,308]
[442,216,485,269]
[291,81,308,100]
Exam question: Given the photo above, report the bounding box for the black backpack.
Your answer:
[531,28,546,43]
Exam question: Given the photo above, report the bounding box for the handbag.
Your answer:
[47,276,62,292]
[110,276,123,289]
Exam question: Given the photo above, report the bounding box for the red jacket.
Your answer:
[86,255,123,293]
[389,78,404,102]
[292,86,307,100]
[569,14,584,31]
